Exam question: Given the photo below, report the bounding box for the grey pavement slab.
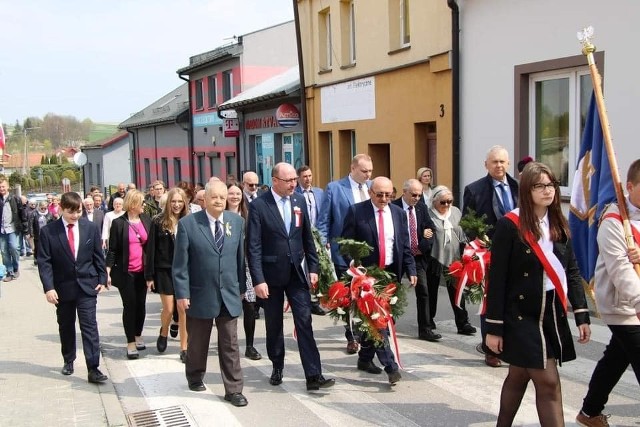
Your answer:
[1,257,638,426]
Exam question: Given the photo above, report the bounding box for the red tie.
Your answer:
[378,209,386,268]
[67,223,75,258]
[408,206,419,256]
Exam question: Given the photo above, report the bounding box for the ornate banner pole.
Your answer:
[578,26,640,276]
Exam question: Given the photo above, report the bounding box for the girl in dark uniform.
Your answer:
[145,188,190,361]
[485,162,591,426]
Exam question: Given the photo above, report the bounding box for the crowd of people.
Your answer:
[11,148,636,424]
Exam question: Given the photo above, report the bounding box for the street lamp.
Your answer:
[23,126,40,175]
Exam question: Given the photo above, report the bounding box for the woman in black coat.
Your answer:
[485,162,591,426]
[144,187,189,360]
[106,190,152,359]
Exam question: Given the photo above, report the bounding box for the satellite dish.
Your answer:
[73,152,87,167]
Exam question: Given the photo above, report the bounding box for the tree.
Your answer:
[13,120,22,135]
[61,169,76,184]
[41,155,46,165]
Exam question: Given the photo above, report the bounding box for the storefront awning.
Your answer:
[218,67,299,110]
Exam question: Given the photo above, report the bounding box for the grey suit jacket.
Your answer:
[172,210,246,319]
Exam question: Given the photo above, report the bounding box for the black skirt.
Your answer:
[153,268,174,295]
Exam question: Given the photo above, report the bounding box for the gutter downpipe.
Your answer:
[126,129,137,188]
[293,0,310,163]
[178,73,195,185]
[447,0,461,203]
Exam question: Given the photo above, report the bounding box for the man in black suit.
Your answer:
[247,162,335,392]
[242,171,264,204]
[392,179,439,341]
[83,197,105,230]
[108,183,126,211]
[38,192,108,384]
[342,176,417,384]
[462,145,519,368]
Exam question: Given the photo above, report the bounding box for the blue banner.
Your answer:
[569,93,616,287]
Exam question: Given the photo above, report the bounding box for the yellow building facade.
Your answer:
[297,0,453,188]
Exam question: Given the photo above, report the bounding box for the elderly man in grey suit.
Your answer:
[173,180,248,407]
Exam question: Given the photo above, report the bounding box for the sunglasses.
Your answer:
[439,200,454,206]
[246,183,259,188]
[374,192,393,199]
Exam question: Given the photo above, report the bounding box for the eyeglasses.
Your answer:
[532,182,557,192]
[439,200,454,206]
[374,192,393,199]
[408,192,421,198]
[274,177,299,184]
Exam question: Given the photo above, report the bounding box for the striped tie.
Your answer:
[214,220,224,251]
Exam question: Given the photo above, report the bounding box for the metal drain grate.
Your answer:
[127,405,197,427]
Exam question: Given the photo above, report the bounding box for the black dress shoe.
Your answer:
[388,370,401,385]
[269,368,283,386]
[169,323,179,338]
[457,323,477,335]
[157,330,168,353]
[310,303,326,316]
[180,350,187,364]
[88,368,108,384]
[418,330,442,342]
[245,346,262,360]
[61,362,74,376]
[224,392,248,407]
[188,381,206,392]
[357,360,383,374]
[306,374,335,391]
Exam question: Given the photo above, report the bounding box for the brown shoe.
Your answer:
[485,354,502,367]
[346,340,359,354]
[576,412,610,427]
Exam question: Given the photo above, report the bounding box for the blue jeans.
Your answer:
[0,232,20,275]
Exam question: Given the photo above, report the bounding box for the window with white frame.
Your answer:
[401,0,410,46]
[319,8,332,71]
[529,69,592,196]
[348,1,356,64]
[195,79,204,110]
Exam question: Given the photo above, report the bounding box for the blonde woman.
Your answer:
[145,188,190,361]
[106,190,152,359]
[417,167,434,207]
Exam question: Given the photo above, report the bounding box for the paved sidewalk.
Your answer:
[2,257,638,426]
[0,258,125,427]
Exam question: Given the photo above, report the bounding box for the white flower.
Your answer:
[316,292,323,297]
[370,312,380,320]
[225,222,232,236]
[352,317,362,324]
[336,307,346,315]
[390,296,398,305]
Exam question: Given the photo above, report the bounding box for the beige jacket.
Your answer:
[594,200,640,325]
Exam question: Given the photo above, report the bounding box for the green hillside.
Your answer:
[88,123,119,142]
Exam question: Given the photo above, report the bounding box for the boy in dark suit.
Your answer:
[38,192,108,384]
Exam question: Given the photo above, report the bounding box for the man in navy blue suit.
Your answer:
[38,192,108,384]
[295,165,326,315]
[392,179,440,341]
[247,162,335,391]
[316,153,373,353]
[462,145,519,368]
[342,176,417,384]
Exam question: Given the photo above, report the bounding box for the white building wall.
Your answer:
[102,137,131,187]
[459,0,639,188]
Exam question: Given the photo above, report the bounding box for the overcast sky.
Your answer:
[0,0,294,125]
